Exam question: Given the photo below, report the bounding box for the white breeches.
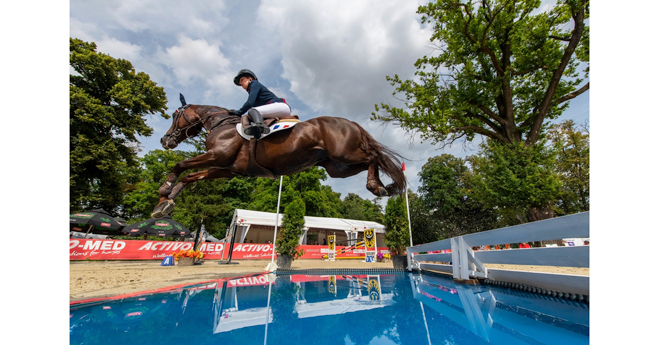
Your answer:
[252,102,291,118]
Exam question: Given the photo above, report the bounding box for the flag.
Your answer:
[402,162,405,171]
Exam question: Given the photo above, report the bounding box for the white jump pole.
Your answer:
[403,162,413,247]
[266,176,284,271]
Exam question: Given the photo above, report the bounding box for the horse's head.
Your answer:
[160,104,203,149]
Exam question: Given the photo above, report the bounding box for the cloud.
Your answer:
[160,36,232,87]
[258,0,433,119]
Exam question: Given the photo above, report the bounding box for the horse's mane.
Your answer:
[195,105,228,115]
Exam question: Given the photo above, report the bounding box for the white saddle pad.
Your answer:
[236,121,299,140]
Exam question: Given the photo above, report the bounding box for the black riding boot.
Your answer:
[244,108,270,139]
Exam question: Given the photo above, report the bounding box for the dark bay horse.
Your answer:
[151,103,406,218]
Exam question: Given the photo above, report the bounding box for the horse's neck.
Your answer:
[199,108,237,132]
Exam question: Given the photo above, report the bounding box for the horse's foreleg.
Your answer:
[152,152,223,218]
[156,151,220,200]
[151,168,237,218]
[170,168,237,200]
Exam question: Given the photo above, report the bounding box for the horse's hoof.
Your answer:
[151,200,175,218]
[377,187,389,197]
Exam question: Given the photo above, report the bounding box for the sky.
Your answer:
[6,2,660,342]
[69,0,589,204]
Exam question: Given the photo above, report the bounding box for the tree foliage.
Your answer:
[547,119,589,214]
[372,0,589,147]
[248,166,342,218]
[467,138,561,224]
[418,154,498,237]
[70,38,168,213]
[121,149,257,238]
[340,193,384,223]
[277,196,306,259]
[384,195,411,255]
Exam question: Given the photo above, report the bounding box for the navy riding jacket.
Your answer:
[237,80,285,115]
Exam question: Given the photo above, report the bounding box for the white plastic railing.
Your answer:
[406,212,589,295]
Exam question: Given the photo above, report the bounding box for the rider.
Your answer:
[229,69,291,140]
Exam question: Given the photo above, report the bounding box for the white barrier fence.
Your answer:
[407,212,589,296]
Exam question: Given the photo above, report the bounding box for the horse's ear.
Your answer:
[179,93,187,106]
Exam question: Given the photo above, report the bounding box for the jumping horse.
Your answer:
[151,97,406,218]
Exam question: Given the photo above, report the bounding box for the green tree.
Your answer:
[383,195,410,255]
[122,149,188,220]
[70,38,168,212]
[121,149,258,238]
[467,139,561,224]
[548,119,589,214]
[408,191,443,244]
[248,166,342,218]
[340,193,384,223]
[373,0,589,147]
[277,196,306,259]
[418,154,498,237]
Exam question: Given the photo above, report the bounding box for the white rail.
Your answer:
[407,212,589,296]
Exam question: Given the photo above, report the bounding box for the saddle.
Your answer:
[241,115,301,179]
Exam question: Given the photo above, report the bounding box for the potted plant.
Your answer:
[275,197,306,269]
[384,196,410,269]
[172,249,205,266]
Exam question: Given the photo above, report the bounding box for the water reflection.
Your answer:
[70,272,589,345]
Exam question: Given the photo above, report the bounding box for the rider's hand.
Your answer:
[227,109,238,115]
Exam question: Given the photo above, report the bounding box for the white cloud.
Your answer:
[159,36,238,103]
[94,37,143,62]
[258,0,433,119]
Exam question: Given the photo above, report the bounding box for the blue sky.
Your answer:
[69,0,589,203]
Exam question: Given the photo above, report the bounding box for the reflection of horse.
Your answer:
[152,102,406,218]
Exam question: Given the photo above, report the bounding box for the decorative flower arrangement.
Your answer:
[377,253,384,260]
[171,249,204,261]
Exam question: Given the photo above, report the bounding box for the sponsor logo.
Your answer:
[125,312,142,317]
[73,214,93,218]
[155,222,169,227]
[328,276,336,294]
[130,229,139,232]
[365,229,375,249]
[368,278,381,301]
[103,306,111,310]
[101,222,111,227]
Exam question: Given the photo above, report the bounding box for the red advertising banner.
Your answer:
[69,239,390,261]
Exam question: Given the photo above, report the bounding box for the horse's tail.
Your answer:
[356,124,407,196]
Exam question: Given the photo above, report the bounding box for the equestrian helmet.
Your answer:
[233,69,258,85]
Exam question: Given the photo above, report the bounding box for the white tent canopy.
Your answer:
[227,209,386,244]
[230,209,385,232]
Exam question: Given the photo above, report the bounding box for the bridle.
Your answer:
[168,105,201,139]
[165,105,235,144]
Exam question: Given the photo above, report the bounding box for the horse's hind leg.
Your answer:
[151,168,237,218]
[367,163,388,197]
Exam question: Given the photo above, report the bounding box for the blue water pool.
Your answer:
[70,271,588,344]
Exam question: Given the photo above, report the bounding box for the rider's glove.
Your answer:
[227,109,238,115]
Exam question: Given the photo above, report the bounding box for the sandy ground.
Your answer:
[70,259,589,302]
